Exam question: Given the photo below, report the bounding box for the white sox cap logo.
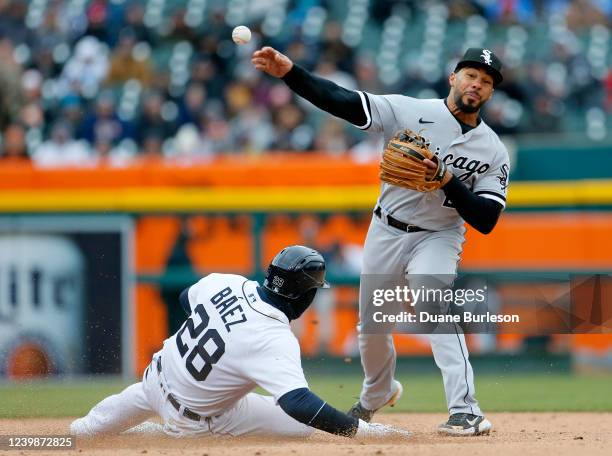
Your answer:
[272,275,284,288]
[481,49,493,65]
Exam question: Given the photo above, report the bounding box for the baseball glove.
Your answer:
[379,129,448,192]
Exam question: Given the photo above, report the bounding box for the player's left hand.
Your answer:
[424,159,453,187]
[379,129,449,192]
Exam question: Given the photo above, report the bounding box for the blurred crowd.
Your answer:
[0,0,610,166]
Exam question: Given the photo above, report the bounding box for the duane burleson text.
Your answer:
[372,312,520,324]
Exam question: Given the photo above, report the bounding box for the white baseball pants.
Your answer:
[70,358,313,438]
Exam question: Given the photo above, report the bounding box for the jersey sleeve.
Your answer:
[183,284,196,311]
[247,333,309,402]
[472,146,510,208]
[357,92,401,133]
[185,273,221,312]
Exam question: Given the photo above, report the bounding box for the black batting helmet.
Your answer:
[263,245,330,299]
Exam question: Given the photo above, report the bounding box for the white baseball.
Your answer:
[232,26,251,45]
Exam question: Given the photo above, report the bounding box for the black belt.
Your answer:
[374,206,427,233]
[156,358,203,422]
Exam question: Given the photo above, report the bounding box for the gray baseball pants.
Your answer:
[357,213,483,416]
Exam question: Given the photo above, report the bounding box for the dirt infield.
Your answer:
[2,413,610,456]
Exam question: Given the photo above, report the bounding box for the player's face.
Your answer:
[449,67,494,114]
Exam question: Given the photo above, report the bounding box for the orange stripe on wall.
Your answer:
[462,213,612,269]
[0,157,379,189]
[135,284,168,375]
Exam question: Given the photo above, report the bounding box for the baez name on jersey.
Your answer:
[210,287,248,332]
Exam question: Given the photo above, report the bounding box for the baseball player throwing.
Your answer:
[252,46,509,436]
[70,246,410,440]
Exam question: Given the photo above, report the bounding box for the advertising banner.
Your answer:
[0,216,133,378]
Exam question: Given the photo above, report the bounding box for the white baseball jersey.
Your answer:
[158,273,308,417]
[356,93,510,231]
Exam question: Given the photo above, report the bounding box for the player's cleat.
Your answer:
[347,380,403,423]
[347,401,375,422]
[438,413,492,436]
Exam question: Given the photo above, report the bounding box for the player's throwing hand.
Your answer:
[251,46,293,78]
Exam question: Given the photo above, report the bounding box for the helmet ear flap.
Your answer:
[289,288,318,320]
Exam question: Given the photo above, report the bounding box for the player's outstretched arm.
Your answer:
[278,388,409,439]
[251,47,368,128]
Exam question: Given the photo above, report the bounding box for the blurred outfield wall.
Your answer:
[0,147,611,378]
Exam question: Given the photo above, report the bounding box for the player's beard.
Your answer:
[454,91,485,114]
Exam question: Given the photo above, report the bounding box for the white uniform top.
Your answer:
[356,93,510,231]
[158,273,308,417]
